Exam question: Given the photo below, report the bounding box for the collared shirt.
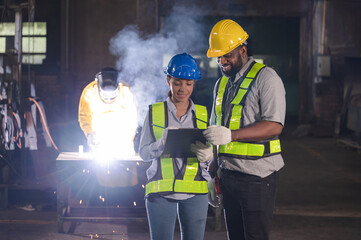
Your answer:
[210,57,286,178]
[139,97,211,200]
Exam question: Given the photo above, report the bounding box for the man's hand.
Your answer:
[203,125,232,145]
[190,141,213,163]
[87,132,99,150]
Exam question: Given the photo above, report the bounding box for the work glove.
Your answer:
[208,176,222,208]
[203,125,232,145]
[87,132,99,150]
[161,126,178,145]
[190,141,213,163]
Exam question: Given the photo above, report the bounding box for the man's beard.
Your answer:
[220,65,242,78]
[219,54,243,78]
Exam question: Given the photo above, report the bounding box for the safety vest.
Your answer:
[215,61,281,159]
[145,101,209,196]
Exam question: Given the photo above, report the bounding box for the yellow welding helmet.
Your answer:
[207,19,249,58]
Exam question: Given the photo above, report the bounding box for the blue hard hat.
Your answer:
[164,53,201,80]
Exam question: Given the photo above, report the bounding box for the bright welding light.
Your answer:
[91,118,137,164]
[92,145,114,165]
[90,88,138,164]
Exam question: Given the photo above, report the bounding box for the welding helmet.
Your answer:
[96,67,120,102]
[207,19,249,58]
[164,53,201,80]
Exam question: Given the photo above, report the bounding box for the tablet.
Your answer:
[162,128,207,158]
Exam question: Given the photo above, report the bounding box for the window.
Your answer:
[0,22,47,65]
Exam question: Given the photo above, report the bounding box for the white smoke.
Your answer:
[109,5,207,125]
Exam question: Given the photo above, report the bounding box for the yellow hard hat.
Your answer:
[207,19,249,58]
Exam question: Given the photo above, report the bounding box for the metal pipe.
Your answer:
[136,0,139,23]
[154,0,158,32]
[65,0,69,70]
[14,8,22,65]
[321,0,326,55]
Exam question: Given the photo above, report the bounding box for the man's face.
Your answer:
[217,45,246,78]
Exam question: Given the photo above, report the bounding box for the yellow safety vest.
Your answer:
[145,101,209,196]
[215,62,281,159]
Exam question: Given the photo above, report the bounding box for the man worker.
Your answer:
[203,19,286,240]
[78,66,138,187]
[78,66,138,155]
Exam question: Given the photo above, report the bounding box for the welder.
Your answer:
[78,66,138,187]
[78,67,138,153]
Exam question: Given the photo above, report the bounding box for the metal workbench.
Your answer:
[56,152,149,233]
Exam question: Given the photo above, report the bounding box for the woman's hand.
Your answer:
[190,141,213,163]
[161,127,178,145]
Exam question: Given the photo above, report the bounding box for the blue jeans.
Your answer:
[145,194,209,240]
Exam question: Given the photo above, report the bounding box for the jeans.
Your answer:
[220,170,278,240]
[145,194,209,240]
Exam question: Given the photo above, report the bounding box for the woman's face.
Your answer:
[167,77,194,103]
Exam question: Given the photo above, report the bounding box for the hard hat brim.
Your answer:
[207,41,244,58]
[207,48,224,58]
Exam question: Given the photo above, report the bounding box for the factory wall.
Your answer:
[22,0,361,146]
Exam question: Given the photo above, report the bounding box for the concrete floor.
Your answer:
[1,123,361,240]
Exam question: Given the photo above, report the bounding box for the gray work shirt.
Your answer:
[210,57,286,178]
[139,97,211,200]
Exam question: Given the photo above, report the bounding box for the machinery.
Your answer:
[0,0,36,187]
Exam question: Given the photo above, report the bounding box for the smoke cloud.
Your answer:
[109,5,208,125]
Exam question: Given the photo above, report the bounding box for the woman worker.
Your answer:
[139,53,213,240]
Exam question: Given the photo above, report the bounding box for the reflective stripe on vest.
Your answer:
[216,62,282,158]
[145,102,208,196]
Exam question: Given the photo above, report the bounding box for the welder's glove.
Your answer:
[203,125,232,145]
[161,127,178,145]
[87,132,99,150]
[208,177,221,208]
[190,141,213,163]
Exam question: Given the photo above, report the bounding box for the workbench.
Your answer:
[56,152,149,233]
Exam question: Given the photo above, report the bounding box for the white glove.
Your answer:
[190,141,213,163]
[208,178,221,208]
[161,126,178,145]
[87,132,99,149]
[203,125,232,145]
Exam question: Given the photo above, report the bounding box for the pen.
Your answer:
[152,124,165,129]
[195,118,208,124]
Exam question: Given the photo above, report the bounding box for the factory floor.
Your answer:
[0,123,361,240]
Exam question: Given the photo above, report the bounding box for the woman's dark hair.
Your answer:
[166,75,172,98]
